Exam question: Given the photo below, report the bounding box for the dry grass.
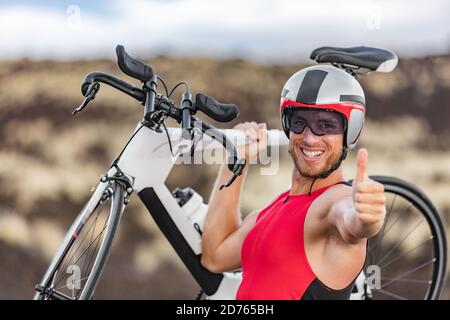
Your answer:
[0,56,449,299]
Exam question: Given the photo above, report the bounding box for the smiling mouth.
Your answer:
[300,148,325,160]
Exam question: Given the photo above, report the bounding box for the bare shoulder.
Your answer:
[310,183,353,218]
[306,183,353,239]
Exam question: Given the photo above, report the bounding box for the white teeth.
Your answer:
[301,148,324,158]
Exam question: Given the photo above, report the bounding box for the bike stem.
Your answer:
[143,74,158,122]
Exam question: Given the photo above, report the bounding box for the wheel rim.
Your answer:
[42,186,114,299]
[362,179,446,300]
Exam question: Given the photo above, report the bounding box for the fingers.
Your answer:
[234,122,268,162]
[353,179,386,226]
[234,122,267,143]
[355,202,386,220]
[355,148,368,182]
[357,211,386,224]
[257,122,267,144]
[353,180,384,194]
[354,192,386,205]
[354,202,385,215]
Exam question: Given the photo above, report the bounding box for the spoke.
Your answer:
[381,258,436,289]
[55,276,90,291]
[372,201,414,262]
[79,203,103,283]
[53,225,108,298]
[370,194,398,260]
[380,236,433,269]
[79,214,109,296]
[381,201,414,241]
[70,223,108,269]
[376,218,424,266]
[69,200,105,262]
[380,277,431,284]
[375,288,408,300]
[54,225,107,291]
[54,199,108,286]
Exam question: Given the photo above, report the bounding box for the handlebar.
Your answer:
[82,71,146,102]
[79,75,246,187]
[76,46,247,188]
[194,117,241,171]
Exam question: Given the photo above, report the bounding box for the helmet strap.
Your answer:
[316,146,348,180]
[305,147,348,197]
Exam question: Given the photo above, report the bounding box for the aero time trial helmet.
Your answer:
[280,64,365,150]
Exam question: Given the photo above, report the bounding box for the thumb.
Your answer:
[355,148,368,182]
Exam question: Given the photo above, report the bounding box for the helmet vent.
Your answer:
[339,94,365,105]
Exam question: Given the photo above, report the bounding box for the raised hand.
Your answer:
[352,148,386,229]
[233,122,268,163]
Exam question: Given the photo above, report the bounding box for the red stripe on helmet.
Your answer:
[280,99,365,120]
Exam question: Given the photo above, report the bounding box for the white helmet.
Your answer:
[280,65,365,149]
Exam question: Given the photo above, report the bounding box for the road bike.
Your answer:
[34,45,447,300]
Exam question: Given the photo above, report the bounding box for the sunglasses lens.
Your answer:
[290,119,306,134]
[289,109,344,135]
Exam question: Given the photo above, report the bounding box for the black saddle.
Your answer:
[310,46,397,72]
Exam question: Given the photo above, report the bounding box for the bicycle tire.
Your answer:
[34,181,125,300]
[353,175,447,300]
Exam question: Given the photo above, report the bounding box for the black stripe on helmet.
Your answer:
[340,94,365,106]
[296,70,328,104]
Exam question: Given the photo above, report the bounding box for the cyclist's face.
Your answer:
[288,109,345,178]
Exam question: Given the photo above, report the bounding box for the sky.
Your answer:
[0,0,449,63]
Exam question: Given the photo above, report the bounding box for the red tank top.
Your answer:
[235,183,356,300]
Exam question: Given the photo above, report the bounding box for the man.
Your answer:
[200,65,386,299]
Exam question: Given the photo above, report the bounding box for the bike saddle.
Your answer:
[310,46,398,72]
[116,45,154,82]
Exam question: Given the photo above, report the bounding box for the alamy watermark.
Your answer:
[366,4,382,30]
[366,264,381,290]
[67,5,81,30]
[150,120,287,176]
[66,264,81,293]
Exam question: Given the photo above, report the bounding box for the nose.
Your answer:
[301,126,321,144]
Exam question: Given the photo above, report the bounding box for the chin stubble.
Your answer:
[289,146,342,179]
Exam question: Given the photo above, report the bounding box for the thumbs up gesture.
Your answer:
[352,148,386,235]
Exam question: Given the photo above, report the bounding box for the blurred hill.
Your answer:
[0,54,449,299]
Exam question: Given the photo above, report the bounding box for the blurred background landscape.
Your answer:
[0,0,449,299]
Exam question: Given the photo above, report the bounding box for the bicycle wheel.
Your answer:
[352,175,447,300]
[34,180,125,300]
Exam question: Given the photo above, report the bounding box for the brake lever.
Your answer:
[72,82,100,115]
[219,158,247,190]
[190,127,202,157]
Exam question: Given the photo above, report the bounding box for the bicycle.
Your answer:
[33,45,447,300]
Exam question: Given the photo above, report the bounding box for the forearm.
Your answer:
[201,162,249,262]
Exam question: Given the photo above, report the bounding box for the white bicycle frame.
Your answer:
[90,122,368,299]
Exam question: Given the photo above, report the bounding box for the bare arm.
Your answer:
[200,163,249,272]
[329,149,386,244]
[201,122,267,273]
